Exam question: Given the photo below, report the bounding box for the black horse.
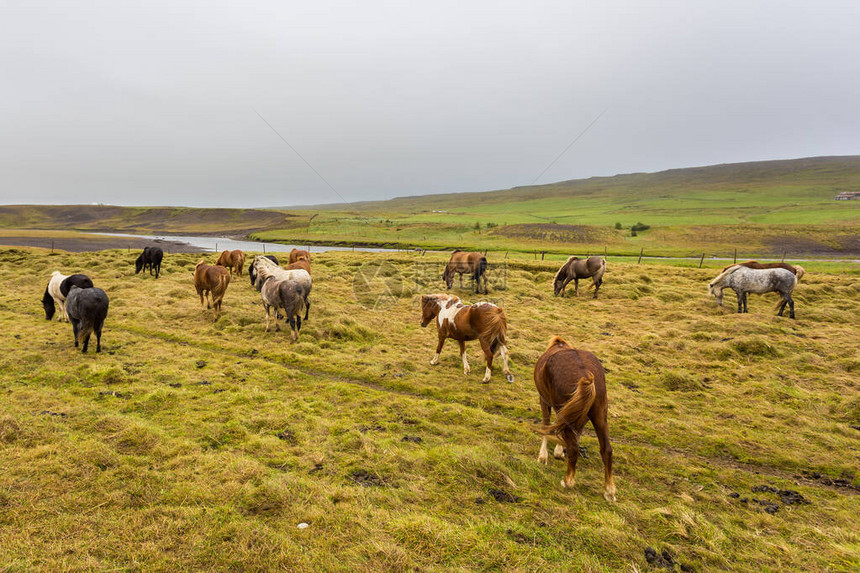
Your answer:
[65,286,109,353]
[248,254,280,286]
[135,247,164,278]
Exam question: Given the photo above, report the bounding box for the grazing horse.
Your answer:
[216,249,246,276]
[709,265,797,319]
[535,337,615,501]
[419,294,512,383]
[289,248,310,264]
[252,258,307,340]
[135,247,164,278]
[284,259,311,273]
[193,261,231,319]
[248,255,280,286]
[443,250,489,294]
[64,286,109,353]
[42,271,94,321]
[553,256,606,298]
[250,256,312,320]
[722,260,805,281]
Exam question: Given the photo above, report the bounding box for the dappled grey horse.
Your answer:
[708,265,798,319]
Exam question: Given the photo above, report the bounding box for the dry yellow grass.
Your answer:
[0,247,857,571]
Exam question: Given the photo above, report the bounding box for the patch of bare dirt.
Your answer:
[491,224,607,243]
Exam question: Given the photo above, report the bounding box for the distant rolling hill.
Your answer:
[2,156,859,257]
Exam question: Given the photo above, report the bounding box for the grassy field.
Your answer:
[255,156,860,256]
[1,247,858,571]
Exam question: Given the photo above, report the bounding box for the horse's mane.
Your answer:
[553,256,577,284]
[545,335,571,353]
[708,265,741,293]
[195,259,206,268]
[794,265,805,280]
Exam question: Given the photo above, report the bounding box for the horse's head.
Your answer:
[420,295,441,327]
[552,275,565,296]
[708,282,724,306]
[442,265,454,289]
[135,254,144,274]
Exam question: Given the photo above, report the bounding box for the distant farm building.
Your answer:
[834,191,860,200]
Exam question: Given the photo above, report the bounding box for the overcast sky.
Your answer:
[1,1,858,208]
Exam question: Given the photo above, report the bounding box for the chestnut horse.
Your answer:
[419,294,512,383]
[285,259,311,273]
[553,256,606,298]
[535,336,615,501]
[722,260,805,281]
[289,248,310,264]
[193,261,231,318]
[216,250,246,276]
[443,250,488,294]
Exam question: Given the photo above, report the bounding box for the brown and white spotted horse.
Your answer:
[535,336,615,501]
[419,294,512,383]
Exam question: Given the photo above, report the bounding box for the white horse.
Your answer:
[708,265,798,319]
[42,271,93,321]
[251,256,312,320]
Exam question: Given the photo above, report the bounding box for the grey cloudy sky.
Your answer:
[2,1,858,208]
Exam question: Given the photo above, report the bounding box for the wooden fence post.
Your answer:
[638,247,644,264]
[541,251,545,260]
[51,240,54,253]
[733,248,737,264]
[504,251,508,259]
[604,246,607,259]
[781,251,786,262]
[699,253,705,268]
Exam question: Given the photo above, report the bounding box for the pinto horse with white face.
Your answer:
[42,271,94,321]
[419,294,512,383]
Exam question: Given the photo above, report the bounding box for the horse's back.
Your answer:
[538,346,605,400]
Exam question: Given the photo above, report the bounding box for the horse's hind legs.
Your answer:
[560,429,580,489]
[538,400,551,464]
[592,411,616,502]
[95,322,103,353]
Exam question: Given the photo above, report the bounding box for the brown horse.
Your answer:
[216,250,246,276]
[443,250,488,294]
[722,260,805,280]
[420,294,512,383]
[193,261,231,318]
[284,259,311,273]
[535,336,615,501]
[289,248,310,264]
[553,256,606,298]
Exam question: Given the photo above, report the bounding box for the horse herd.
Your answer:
[38,247,806,501]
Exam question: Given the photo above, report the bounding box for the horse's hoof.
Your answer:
[463,368,470,376]
[505,373,514,383]
[538,454,548,465]
[481,378,490,384]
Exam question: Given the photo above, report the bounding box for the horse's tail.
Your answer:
[588,258,607,289]
[794,265,805,281]
[543,372,596,436]
[474,256,488,282]
[486,308,507,354]
[708,265,740,295]
[42,284,55,320]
